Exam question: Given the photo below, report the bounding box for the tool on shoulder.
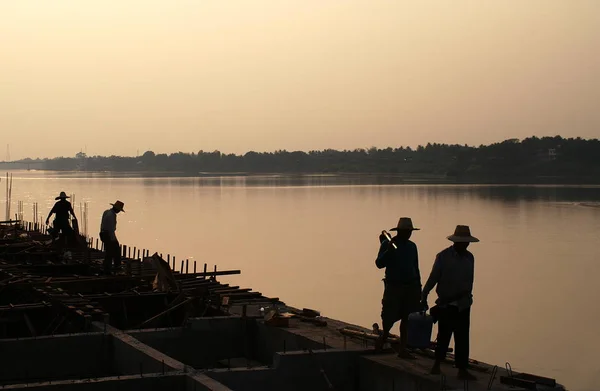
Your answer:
[381,230,397,249]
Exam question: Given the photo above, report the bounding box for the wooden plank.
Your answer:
[514,373,556,387]
[500,376,537,389]
[212,288,249,294]
[229,298,281,305]
[174,270,241,278]
[213,291,262,298]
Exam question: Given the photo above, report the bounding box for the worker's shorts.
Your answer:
[381,281,421,325]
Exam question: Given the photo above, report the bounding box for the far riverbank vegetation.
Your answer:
[4,136,600,183]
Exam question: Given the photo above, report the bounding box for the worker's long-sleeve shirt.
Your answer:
[422,246,474,310]
[100,209,118,240]
[375,239,421,285]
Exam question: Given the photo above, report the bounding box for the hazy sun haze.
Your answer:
[1,1,599,160]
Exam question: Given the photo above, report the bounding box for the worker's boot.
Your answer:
[430,361,441,374]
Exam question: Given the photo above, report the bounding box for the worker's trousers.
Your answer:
[434,306,471,369]
[100,231,121,274]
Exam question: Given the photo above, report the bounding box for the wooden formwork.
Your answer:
[0,221,282,338]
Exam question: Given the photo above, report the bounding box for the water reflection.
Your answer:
[396,185,600,204]
[10,169,600,200]
[2,170,600,390]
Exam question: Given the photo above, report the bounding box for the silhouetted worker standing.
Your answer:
[375,217,422,359]
[421,225,479,381]
[100,200,125,275]
[45,192,76,237]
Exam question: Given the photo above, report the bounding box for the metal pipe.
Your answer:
[382,230,397,249]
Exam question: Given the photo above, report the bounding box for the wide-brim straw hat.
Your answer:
[390,217,420,231]
[55,191,69,200]
[110,200,125,212]
[447,225,479,243]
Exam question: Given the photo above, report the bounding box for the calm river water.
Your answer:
[2,170,600,390]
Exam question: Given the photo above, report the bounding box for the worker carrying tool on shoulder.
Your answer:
[374,217,423,360]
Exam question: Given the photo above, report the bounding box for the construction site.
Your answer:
[0,214,567,391]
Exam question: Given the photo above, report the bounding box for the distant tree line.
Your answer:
[17,136,600,183]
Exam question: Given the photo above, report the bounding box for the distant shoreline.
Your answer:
[2,136,599,185]
[2,167,599,185]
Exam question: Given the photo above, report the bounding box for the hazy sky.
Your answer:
[1,1,599,159]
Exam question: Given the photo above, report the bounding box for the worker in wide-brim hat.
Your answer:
[100,200,125,275]
[45,191,76,238]
[55,191,70,200]
[110,200,125,213]
[374,217,423,360]
[421,225,480,380]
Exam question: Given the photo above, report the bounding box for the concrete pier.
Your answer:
[0,314,566,391]
[0,222,565,390]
